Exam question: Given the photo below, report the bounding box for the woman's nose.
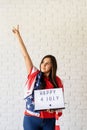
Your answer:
[43,63,46,67]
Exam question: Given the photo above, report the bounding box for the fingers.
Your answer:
[47,109,55,113]
[17,25,19,30]
[12,27,16,33]
[12,25,19,34]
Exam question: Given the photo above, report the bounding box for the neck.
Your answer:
[44,72,50,78]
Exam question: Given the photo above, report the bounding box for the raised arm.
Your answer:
[12,25,33,74]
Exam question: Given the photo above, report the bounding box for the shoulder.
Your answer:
[27,66,39,79]
[56,76,64,89]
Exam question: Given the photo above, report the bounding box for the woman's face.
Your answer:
[40,57,52,77]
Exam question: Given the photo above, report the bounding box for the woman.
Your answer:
[12,25,64,130]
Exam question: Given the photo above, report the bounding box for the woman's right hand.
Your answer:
[12,25,20,36]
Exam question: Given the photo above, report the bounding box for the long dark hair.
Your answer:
[39,55,58,89]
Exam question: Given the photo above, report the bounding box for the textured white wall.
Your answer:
[0,0,87,130]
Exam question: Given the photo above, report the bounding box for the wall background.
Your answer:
[0,0,87,130]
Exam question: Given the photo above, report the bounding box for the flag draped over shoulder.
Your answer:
[24,66,44,117]
[24,66,39,99]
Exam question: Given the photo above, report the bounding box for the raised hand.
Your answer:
[12,25,20,35]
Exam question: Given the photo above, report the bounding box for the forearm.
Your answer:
[17,33,33,71]
[16,32,29,58]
